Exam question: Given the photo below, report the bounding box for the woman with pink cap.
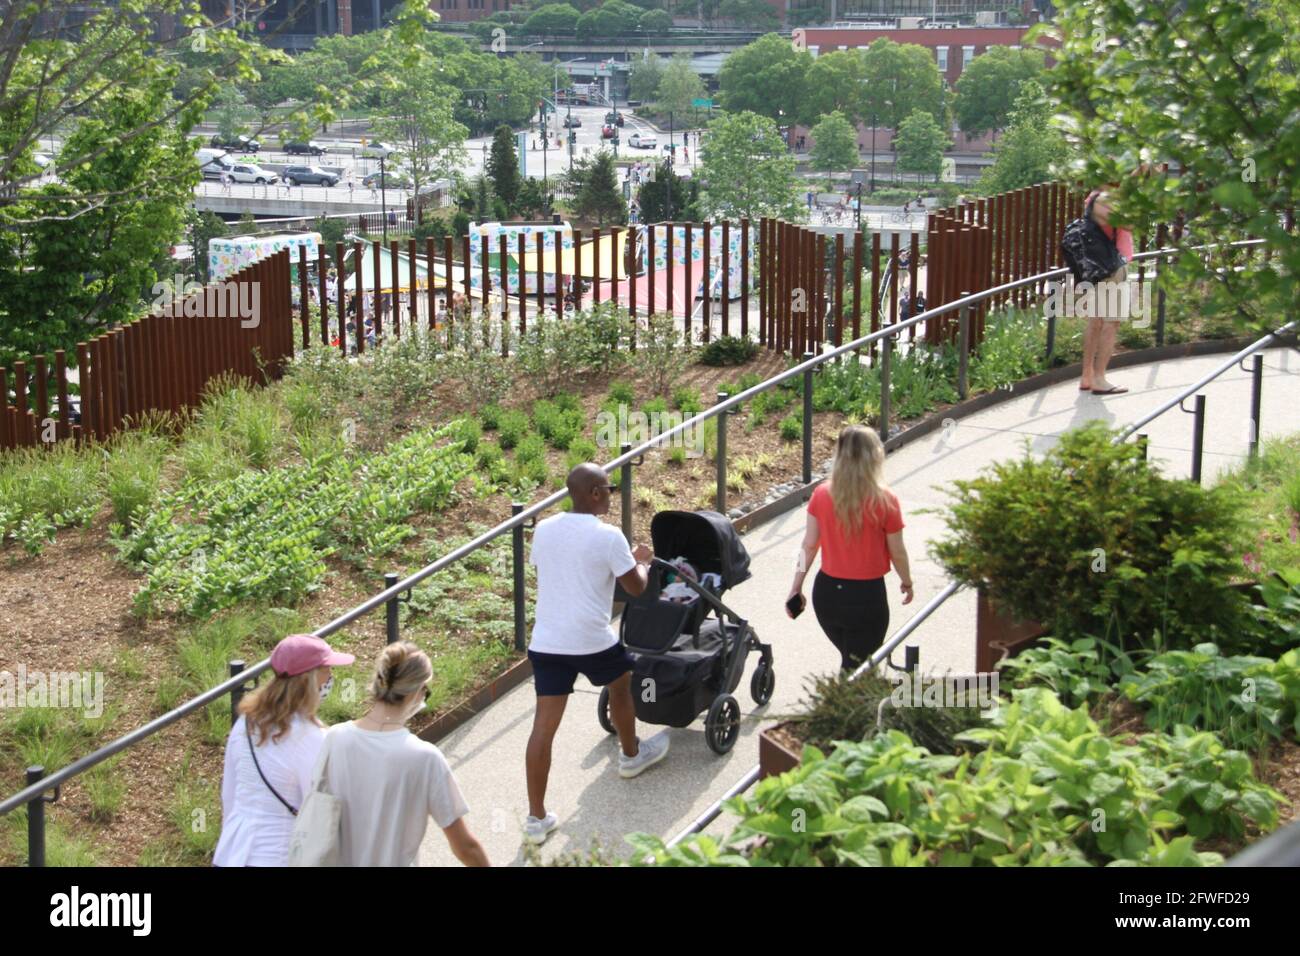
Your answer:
[213,634,354,867]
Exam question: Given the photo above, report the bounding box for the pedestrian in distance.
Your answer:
[317,641,489,866]
[213,634,355,867]
[786,426,914,672]
[523,464,670,845]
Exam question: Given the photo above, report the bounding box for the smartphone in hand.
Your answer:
[786,593,806,618]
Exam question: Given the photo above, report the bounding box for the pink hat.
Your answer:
[271,634,355,677]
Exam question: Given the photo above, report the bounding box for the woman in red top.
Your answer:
[786,425,914,671]
[1079,186,1135,395]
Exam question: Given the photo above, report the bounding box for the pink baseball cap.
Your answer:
[271,634,355,677]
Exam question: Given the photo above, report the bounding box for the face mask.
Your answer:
[319,677,334,702]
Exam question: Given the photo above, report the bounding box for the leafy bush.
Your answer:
[476,443,503,470]
[606,381,636,406]
[698,335,758,366]
[999,636,1136,709]
[931,422,1258,653]
[0,443,102,554]
[970,308,1047,393]
[672,386,702,415]
[779,414,802,442]
[105,431,170,534]
[532,398,586,450]
[480,404,504,431]
[496,409,530,449]
[514,433,547,465]
[889,344,958,421]
[515,305,631,395]
[637,312,692,396]
[565,438,600,471]
[812,359,880,419]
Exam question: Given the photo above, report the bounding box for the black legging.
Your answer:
[811,572,889,671]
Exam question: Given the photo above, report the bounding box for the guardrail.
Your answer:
[2,235,1290,865]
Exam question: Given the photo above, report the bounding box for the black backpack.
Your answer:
[1060,196,1126,284]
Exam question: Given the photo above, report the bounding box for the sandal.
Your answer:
[1091,385,1129,395]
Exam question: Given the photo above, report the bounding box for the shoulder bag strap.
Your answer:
[246,719,299,817]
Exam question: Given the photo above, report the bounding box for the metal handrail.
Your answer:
[0,235,1277,827]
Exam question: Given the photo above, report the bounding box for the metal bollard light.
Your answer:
[802,351,814,484]
[715,391,728,514]
[511,502,527,651]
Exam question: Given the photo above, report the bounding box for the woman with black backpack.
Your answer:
[1076,187,1134,395]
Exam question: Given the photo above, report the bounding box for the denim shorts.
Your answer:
[528,643,634,697]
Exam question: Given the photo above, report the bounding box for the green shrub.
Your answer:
[480,404,504,431]
[0,443,102,554]
[565,438,600,471]
[812,359,881,418]
[476,443,503,470]
[999,636,1136,709]
[638,312,692,396]
[698,335,758,366]
[931,422,1258,652]
[607,381,636,406]
[672,386,702,415]
[453,418,481,454]
[496,409,530,449]
[970,308,1047,393]
[642,396,668,416]
[532,399,585,450]
[515,433,547,464]
[778,414,802,442]
[889,344,958,421]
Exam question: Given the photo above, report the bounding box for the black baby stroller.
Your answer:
[598,510,774,755]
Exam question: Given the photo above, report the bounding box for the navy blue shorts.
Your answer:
[528,643,634,697]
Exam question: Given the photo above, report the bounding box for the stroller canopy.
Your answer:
[650,510,751,589]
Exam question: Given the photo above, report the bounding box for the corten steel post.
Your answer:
[684,223,695,336]
[808,227,818,354]
[76,344,91,441]
[888,232,900,331]
[387,240,401,339]
[852,231,864,344]
[425,238,437,334]
[785,221,796,355]
[55,350,69,441]
[701,222,711,342]
[592,227,601,307]
[570,228,581,314]
[774,221,784,353]
[443,237,454,332]
[801,225,812,356]
[833,233,845,348]
[499,234,509,356]
[789,224,801,357]
[667,225,676,328]
[13,362,28,445]
[757,219,767,347]
[372,239,383,339]
[1028,184,1041,298]
[879,330,891,442]
[870,232,881,358]
[407,237,418,331]
[908,232,919,341]
[647,225,657,316]
[353,241,366,355]
[481,233,492,327]
[739,219,749,341]
[535,232,545,320]
[317,248,329,346]
[956,226,972,344]
[608,228,619,315]
[814,232,826,353]
[721,221,730,337]
[298,245,309,348]
[336,243,347,356]
[461,234,472,326]
[1016,187,1029,308]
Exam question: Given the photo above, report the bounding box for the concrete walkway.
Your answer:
[418,347,1299,866]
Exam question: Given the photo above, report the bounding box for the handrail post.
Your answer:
[957,301,970,400]
[25,767,47,867]
[229,660,247,721]
[1137,433,1148,461]
[904,645,919,673]
[715,391,728,514]
[879,333,892,443]
[1044,301,1056,366]
[620,442,633,544]
[1191,394,1206,484]
[1248,355,1262,458]
[511,502,527,651]
[802,351,814,484]
[385,572,400,644]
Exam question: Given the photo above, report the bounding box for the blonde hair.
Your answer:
[241,670,322,746]
[828,425,890,537]
[370,641,432,705]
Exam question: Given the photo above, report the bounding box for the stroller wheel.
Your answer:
[597,686,616,735]
[704,694,741,755]
[750,661,775,706]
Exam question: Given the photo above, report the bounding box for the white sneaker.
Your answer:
[524,812,558,845]
[619,732,670,778]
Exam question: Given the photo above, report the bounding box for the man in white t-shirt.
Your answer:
[523,463,670,844]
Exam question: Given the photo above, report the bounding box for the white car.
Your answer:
[360,141,400,159]
[225,162,278,185]
[628,132,657,149]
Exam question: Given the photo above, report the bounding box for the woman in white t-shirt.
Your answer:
[324,642,489,867]
[213,634,355,866]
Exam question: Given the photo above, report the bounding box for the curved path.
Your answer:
[418,347,1299,865]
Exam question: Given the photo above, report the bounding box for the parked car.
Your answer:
[601,124,616,139]
[225,162,278,185]
[362,170,412,190]
[359,141,400,158]
[283,165,338,187]
[563,115,582,128]
[284,140,326,156]
[210,133,260,152]
[627,132,656,149]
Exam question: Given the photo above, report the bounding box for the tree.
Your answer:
[522,3,581,35]
[188,209,229,284]
[577,0,640,37]
[860,39,947,132]
[799,50,866,127]
[215,86,257,143]
[716,33,810,124]
[473,174,495,222]
[1047,0,1300,335]
[629,52,665,102]
[698,110,803,220]
[575,152,627,226]
[488,125,522,211]
[656,54,707,118]
[719,0,781,30]
[978,81,1069,194]
[374,76,468,216]
[638,9,673,32]
[810,111,859,174]
[894,110,949,183]
[953,47,1045,139]
[637,163,700,224]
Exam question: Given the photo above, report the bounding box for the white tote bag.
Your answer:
[288,730,343,867]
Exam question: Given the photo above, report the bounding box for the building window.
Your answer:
[962,45,976,68]
[936,46,948,71]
